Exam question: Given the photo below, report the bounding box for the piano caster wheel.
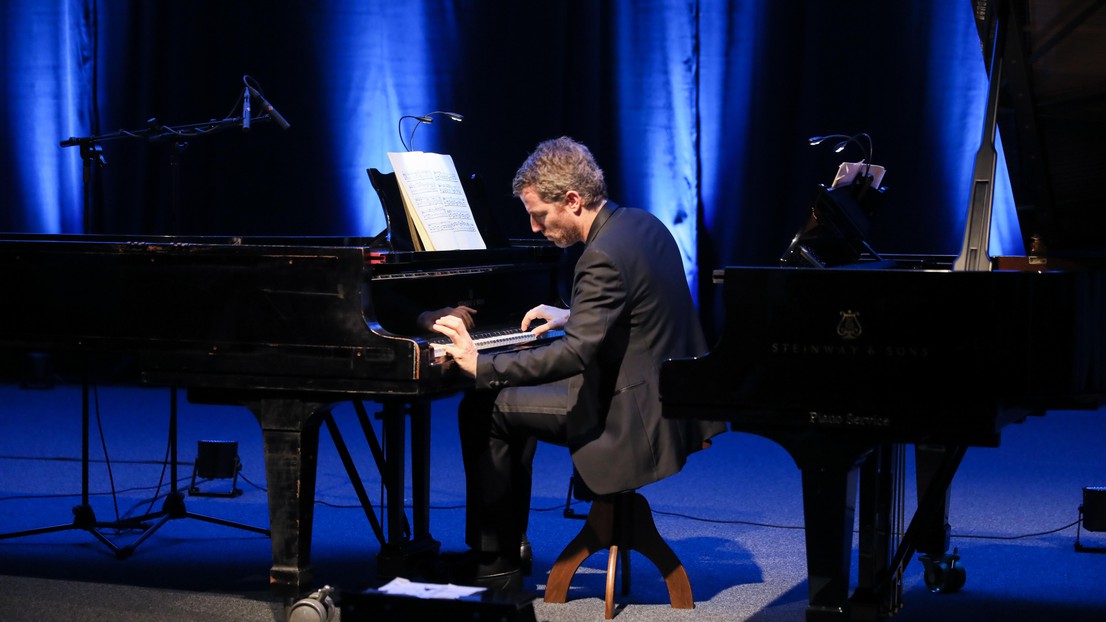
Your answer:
[920,549,966,593]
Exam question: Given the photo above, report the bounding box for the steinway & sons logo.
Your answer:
[836,309,862,339]
[769,309,930,359]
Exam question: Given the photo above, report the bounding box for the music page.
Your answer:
[387,151,486,251]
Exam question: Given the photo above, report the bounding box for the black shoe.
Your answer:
[465,567,523,592]
[520,536,533,577]
[437,549,523,591]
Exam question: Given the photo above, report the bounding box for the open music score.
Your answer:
[428,327,565,359]
[387,151,487,251]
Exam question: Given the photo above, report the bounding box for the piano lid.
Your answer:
[977,0,1106,260]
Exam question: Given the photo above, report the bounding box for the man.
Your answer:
[432,137,725,590]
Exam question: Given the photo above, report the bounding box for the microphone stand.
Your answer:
[60,111,271,233]
[111,112,272,557]
[22,105,275,558]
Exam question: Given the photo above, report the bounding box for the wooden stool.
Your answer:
[543,489,693,619]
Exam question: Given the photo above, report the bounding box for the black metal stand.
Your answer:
[0,381,147,554]
[116,388,269,559]
[60,112,260,234]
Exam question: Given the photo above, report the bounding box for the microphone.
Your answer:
[242,86,251,131]
[246,85,291,130]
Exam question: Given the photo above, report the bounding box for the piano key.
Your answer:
[429,328,564,359]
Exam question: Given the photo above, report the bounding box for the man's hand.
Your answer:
[521,304,569,335]
[432,314,479,378]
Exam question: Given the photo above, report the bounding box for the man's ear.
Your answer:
[563,190,584,214]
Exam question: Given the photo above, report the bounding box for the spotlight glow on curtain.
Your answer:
[611,1,702,292]
[697,0,762,264]
[319,3,460,238]
[2,0,89,233]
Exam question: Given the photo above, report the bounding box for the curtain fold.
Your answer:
[610,0,701,290]
[2,0,90,233]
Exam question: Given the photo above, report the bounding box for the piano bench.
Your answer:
[543,487,693,619]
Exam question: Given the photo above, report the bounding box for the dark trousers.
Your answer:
[457,376,577,556]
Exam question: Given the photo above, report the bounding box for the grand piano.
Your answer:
[0,171,567,606]
[661,1,1106,620]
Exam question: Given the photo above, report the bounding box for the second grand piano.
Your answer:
[660,1,1106,620]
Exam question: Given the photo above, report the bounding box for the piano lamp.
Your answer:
[808,132,880,197]
[1075,486,1106,552]
[397,110,465,152]
[189,440,243,498]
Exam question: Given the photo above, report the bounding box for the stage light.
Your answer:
[1080,486,1106,532]
[1075,486,1106,552]
[188,440,242,498]
[289,586,336,622]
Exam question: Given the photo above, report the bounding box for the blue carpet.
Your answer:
[1,383,1104,621]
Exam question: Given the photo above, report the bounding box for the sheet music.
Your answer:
[831,161,886,189]
[376,577,485,599]
[388,151,486,251]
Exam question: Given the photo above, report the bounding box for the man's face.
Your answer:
[520,187,581,248]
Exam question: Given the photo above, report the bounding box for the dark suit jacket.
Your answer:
[475,202,726,495]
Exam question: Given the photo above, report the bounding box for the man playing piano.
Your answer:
[431,136,726,590]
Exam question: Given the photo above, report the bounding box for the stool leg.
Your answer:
[627,493,694,609]
[545,497,616,603]
[605,544,618,619]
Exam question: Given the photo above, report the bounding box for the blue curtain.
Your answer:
[2,0,90,232]
[0,0,1020,330]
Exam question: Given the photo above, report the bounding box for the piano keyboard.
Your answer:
[429,328,565,359]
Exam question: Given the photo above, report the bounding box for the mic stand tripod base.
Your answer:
[115,388,269,559]
[116,489,269,559]
[0,502,151,558]
[0,381,150,557]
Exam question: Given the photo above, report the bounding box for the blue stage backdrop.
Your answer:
[1,0,1020,336]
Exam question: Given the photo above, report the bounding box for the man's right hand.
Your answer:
[431,314,478,378]
[521,304,569,336]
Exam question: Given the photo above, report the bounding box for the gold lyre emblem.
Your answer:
[837,310,862,340]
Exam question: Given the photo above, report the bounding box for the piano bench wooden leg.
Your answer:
[543,490,693,618]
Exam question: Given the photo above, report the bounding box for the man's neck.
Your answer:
[579,199,607,241]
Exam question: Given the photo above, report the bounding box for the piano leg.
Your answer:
[913,444,967,593]
[785,435,907,622]
[914,445,952,557]
[246,398,328,603]
[409,400,433,547]
[797,452,863,622]
[376,399,441,578]
[853,444,905,620]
